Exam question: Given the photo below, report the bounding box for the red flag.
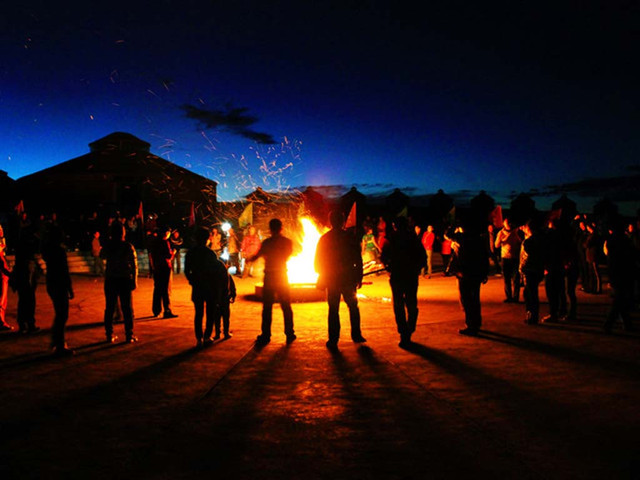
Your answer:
[14,200,24,215]
[548,208,562,222]
[489,206,503,228]
[137,201,144,223]
[188,202,196,227]
[345,202,356,229]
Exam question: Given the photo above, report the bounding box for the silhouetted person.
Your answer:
[381,216,427,346]
[449,222,489,336]
[315,210,366,349]
[150,227,177,319]
[91,230,105,276]
[41,225,74,356]
[520,219,545,325]
[495,218,522,303]
[216,267,236,339]
[584,223,602,294]
[102,222,138,343]
[11,227,42,333]
[420,225,435,278]
[0,224,12,331]
[184,227,228,346]
[249,218,296,345]
[170,229,184,274]
[542,219,565,323]
[603,219,635,333]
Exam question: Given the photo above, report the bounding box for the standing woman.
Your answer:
[41,225,74,356]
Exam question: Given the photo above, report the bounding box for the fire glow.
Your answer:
[287,217,326,285]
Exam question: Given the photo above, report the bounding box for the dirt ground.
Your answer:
[1,271,639,479]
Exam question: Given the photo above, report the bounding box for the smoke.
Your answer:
[182,104,277,145]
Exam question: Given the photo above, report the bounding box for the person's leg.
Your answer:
[103,280,117,338]
[327,288,341,343]
[279,284,295,338]
[152,274,162,316]
[118,281,135,338]
[260,282,275,340]
[221,302,231,335]
[205,299,217,340]
[390,279,408,336]
[192,291,204,340]
[343,286,364,340]
[405,278,419,335]
[502,259,514,300]
[0,275,9,327]
[566,265,578,320]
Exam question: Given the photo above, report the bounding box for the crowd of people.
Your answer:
[0,206,639,357]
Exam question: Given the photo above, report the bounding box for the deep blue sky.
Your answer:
[1,1,639,213]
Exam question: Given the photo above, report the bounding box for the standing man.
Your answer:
[381,216,427,347]
[249,218,296,345]
[520,219,545,325]
[421,225,435,278]
[603,217,635,333]
[184,227,228,346]
[150,227,177,319]
[41,225,74,356]
[450,221,490,337]
[494,218,522,303]
[102,222,138,343]
[315,210,366,349]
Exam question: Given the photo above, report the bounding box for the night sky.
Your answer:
[1,1,638,213]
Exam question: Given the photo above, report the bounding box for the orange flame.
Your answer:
[287,217,326,284]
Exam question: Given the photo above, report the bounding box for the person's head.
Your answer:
[269,218,283,235]
[427,225,433,233]
[93,231,100,239]
[414,225,421,235]
[195,227,210,246]
[248,225,256,235]
[329,210,345,229]
[172,230,179,238]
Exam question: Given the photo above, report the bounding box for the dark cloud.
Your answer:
[533,171,640,203]
[182,104,277,145]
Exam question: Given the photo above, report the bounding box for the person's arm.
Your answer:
[130,244,138,290]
